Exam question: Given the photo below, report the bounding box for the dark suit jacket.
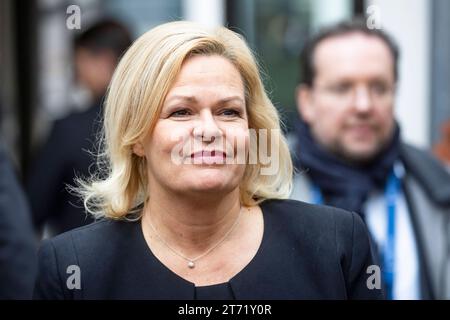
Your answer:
[0,142,37,299]
[26,103,102,235]
[33,199,384,299]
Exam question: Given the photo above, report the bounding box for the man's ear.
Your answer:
[296,84,314,124]
[132,141,145,157]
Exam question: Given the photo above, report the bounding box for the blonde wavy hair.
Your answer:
[76,21,293,220]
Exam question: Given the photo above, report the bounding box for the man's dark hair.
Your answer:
[299,18,400,86]
[74,19,133,61]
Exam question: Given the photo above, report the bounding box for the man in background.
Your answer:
[27,19,132,236]
[290,19,450,299]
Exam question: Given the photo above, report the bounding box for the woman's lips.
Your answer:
[190,150,227,164]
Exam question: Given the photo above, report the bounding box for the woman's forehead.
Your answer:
[177,55,242,83]
[165,55,245,101]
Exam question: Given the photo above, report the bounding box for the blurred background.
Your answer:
[1,0,449,176]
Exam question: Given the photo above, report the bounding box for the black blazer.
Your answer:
[33,199,384,299]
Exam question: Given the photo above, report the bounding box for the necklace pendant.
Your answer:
[188,261,195,269]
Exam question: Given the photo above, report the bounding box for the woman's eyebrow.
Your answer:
[164,95,198,104]
[219,96,245,105]
[165,95,245,105]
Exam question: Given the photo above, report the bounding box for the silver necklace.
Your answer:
[146,207,242,269]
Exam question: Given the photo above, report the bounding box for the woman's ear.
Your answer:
[132,142,145,157]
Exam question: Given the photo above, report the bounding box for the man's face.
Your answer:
[75,48,116,99]
[297,33,396,163]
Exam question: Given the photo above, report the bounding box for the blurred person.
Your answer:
[33,21,382,299]
[0,141,37,299]
[290,19,450,299]
[26,19,132,236]
[433,120,450,170]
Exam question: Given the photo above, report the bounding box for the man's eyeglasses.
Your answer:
[313,82,396,105]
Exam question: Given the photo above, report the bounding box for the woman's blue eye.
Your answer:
[170,109,191,117]
[221,109,240,117]
[169,108,241,118]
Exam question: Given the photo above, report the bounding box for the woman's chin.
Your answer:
[172,167,244,194]
[183,176,235,194]
[189,179,230,193]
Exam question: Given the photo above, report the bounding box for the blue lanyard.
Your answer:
[383,169,401,300]
[311,168,401,299]
[311,184,324,205]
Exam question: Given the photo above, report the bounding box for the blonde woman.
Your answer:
[34,21,382,299]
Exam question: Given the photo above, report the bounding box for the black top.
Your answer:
[195,283,234,300]
[33,199,384,299]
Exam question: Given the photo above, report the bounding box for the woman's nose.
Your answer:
[193,111,222,142]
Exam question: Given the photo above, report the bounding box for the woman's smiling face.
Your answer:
[135,55,250,196]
